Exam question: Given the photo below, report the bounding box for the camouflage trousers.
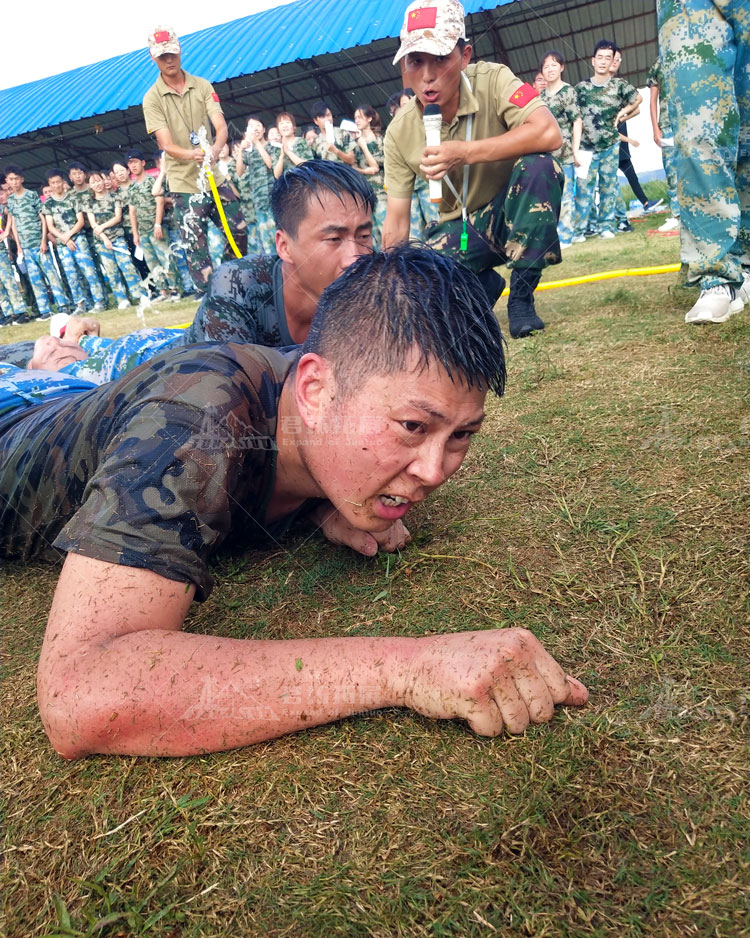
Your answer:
[372,193,388,251]
[173,186,248,292]
[163,221,195,293]
[662,143,680,218]
[410,182,439,240]
[22,246,69,316]
[425,153,563,274]
[255,209,277,255]
[139,232,182,294]
[658,0,750,287]
[0,247,28,317]
[55,235,106,307]
[207,221,226,270]
[95,236,143,304]
[558,163,576,245]
[574,142,620,236]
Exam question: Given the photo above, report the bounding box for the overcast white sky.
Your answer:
[1,0,663,173]
[1,0,296,89]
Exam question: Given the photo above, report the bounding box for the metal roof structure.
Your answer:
[0,0,657,187]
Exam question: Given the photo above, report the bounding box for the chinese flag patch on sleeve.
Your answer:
[408,7,437,31]
[509,83,538,107]
[212,92,220,102]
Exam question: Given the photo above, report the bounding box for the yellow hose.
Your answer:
[206,168,243,259]
[500,262,681,296]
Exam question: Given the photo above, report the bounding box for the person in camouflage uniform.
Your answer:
[0,243,588,759]
[42,169,108,312]
[310,100,356,166]
[647,58,680,230]
[0,185,29,323]
[182,161,374,348]
[85,170,144,308]
[383,0,564,339]
[573,40,641,240]
[273,113,315,177]
[4,165,70,319]
[352,105,387,248]
[124,152,183,300]
[657,0,750,324]
[540,50,582,247]
[235,118,277,254]
[142,25,248,295]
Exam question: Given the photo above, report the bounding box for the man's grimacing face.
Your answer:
[291,351,487,533]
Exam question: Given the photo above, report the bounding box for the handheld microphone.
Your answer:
[423,104,443,204]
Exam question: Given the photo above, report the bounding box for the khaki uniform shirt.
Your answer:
[143,71,226,194]
[384,61,545,221]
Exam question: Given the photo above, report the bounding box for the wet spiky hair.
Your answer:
[300,243,506,397]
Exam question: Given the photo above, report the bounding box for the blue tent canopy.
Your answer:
[0,0,513,141]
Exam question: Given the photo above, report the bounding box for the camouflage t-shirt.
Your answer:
[72,187,94,215]
[277,137,315,175]
[576,77,639,150]
[117,183,134,230]
[6,189,43,248]
[41,191,82,236]
[181,254,291,347]
[354,135,385,196]
[0,344,298,600]
[87,192,126,240]
[125,177,159,230]
[242,144,275,214]
[540,83,581,164]
[646,59,672,136]
[312,126,355,162]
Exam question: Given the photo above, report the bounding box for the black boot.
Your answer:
[507,268,545,339]
[476,268,506,308]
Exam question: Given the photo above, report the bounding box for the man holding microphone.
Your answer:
[383,0,564,338]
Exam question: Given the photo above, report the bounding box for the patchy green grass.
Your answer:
[3,220,750,937]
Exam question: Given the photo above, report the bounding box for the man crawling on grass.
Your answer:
[0,245,587,758]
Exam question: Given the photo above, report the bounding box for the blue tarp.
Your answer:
[0,0,513,141]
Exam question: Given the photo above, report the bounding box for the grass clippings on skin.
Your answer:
[2,220,750,937]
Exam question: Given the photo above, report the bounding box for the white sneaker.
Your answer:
[685,284,744,324]
[658,217,680,232]
[600,230,616,239]
[117,299,130,310]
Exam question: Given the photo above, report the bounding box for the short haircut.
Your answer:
[67,161,87,173]
[111,160,128,172]
[593,39,617,56]
[354,104,382,135]
[541,49,565,69]
[4,164,23,177]
[86,169,106,181]
[310,100,331,120]
[47,168,67,182]
[276,111,297,131]
[247,116,265,129]
[271,160,375,238]
[456,38,467,54]
[386,91,402,113]
[301,244,506,399]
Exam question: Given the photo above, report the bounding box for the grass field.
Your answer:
[3,215,749,937]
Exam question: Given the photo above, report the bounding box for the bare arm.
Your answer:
[571,117,583,165]
[615,92,642,127]
[420,107,562,181]
[129,204,139,244]
[208,111,228,162]
[650,86,663,146]
[382,195,414,249]
[273,145,286,179]
[37,554,587,759]
[154,127,204,166]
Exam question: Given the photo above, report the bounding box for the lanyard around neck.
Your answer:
[442,72,473,250]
